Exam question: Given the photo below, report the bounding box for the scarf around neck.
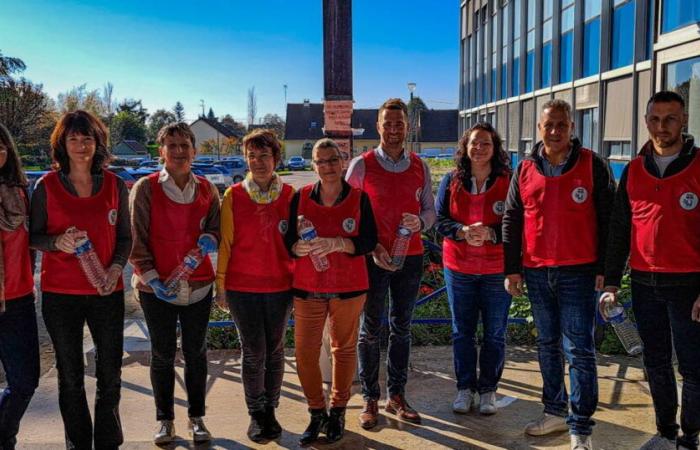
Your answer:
[242,172,282,204]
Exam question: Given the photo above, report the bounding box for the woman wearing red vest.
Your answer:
[0,123,39,449]
[215,129,294,443]
[284,138,377,446]
[29,110,131,449]
[129,123,219,444]
[435,123,512,416]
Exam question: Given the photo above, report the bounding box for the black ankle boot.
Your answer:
[326,407,346,443]
[263,406,282,439]
[247,410,268,443]
[299,408,328,446]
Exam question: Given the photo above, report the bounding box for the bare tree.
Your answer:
[0,49,26,80]
[103,82,115,117]
[0,78,56,152]
[247,86,257,126]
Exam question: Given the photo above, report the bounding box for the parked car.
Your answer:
[217,158,248,183]
[108,166,137,190]
[286,156,307,171]
[25,170,48,197]
[192,164,227,193]
[128,166,160,180]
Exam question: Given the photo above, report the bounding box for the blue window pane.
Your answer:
[501,65,508,99]
[542,42,552,87]
[585,0,602,20]
[611,1,635,69]
[646,1,654,60]
[492,68,497,100]
[583,18,601,77]
[525,51,534,92]
[562,6,575,32]
[513,57,520,95]
[560,31,573,83]
[662,0,700,34]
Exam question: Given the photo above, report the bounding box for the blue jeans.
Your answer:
[444,269,512,393]
[0,294,39,450]
[524,268,598,436]
[631,281,700,450]
[358,255,423,400]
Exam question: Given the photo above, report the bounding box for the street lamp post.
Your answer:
[407,82,417,154]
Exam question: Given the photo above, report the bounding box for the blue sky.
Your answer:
[0,0,458,124]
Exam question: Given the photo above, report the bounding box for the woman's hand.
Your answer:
[293,240,314,257]
[310,237,345,257]
[401,213,422,233]
[55,228,87,254]
[215,290,229,312]
[98,264,122,296]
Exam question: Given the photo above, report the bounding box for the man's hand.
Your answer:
[692,294,700,322]
[292,240,313,257]
[401,213,422,234]
[504,274,524,297]
[98,264,122,296]
[372,243,396,271]
[310,237,345,258]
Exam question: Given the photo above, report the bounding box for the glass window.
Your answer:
[583,17,601,77]
[526,50,534,92]
[662,0,700,34]
[580,107,599,152]
[584,0,602,20]
[560,31,574,83]
[527,0,536,29]
[646,0,654,60]
[561,6,575,31]
[542,42,552,87]
[513,0,521,37]
[608,141,632,158]
[513,39,521,96]
[611,0,635,69]
[543,0,553,19]
[562,0,575,7]
[665,56,700,139]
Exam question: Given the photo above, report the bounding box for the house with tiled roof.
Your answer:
[112,140,150,160]
[190,117,243,155]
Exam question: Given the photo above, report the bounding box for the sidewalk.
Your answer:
[17,319,658,449]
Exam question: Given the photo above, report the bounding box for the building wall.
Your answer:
[459,0,700,177]
[283,141,306,159]
[190,121,239,154]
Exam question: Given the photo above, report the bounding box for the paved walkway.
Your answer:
[17,318,658,449]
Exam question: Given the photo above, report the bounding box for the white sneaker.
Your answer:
[153,420,175,444]
[524,412,568,436]
[479,391,497,415]
[452,389,476,414]
[570,434,592,450]
[639,435,677,450]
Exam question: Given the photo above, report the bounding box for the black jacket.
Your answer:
[502,138,616,275]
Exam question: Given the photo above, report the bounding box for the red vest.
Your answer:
[519,149,598,268]
[41,170,123,295]
[1,188,33,300]
[362,151,424,256]
[628,151,700,272]
[443,173,509,275]
[293,184,369,293]
[225,183,294,292]
[147,173,215,282]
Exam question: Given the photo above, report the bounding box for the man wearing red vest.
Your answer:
[502,99,614,450]
[346,98,436,428]
[604,91,700,450]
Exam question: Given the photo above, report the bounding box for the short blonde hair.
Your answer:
[312,138,341,159]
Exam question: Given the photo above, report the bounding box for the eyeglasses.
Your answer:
[313,157,341,167]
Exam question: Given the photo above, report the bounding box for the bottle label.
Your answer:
[397,226,411,237]
[300,227,317,241]
[184,255,199,270]
[74,239,92,256]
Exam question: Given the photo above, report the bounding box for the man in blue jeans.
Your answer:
[603,91,700,450]
[502,99,614,450]
[346,98,435,429]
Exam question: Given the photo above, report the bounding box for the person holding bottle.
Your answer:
[0,122,39,450]
[346,98,435,428]
[284,138,377,445]
[29,110,131,450]
[435,122,512,416]
[216,129,294,443]
[603,91,700,450]
[129,122,219,445]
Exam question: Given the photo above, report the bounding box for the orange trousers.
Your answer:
[293,295,366,409]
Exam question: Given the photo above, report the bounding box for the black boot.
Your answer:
[326,407,346,443]
[263,406,282,439]
[299,408,328,447]
[247,410,268,443]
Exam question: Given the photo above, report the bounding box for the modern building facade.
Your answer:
[459,0,700,175]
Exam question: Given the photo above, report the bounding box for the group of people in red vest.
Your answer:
[0,91,698,450]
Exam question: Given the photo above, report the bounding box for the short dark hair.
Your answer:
[646,90,686,112]
[378,98,408,121]
[242,129,282,164]
[157,122,196,148]
[50,110,111,174]
[540,99,572,121]
[455,122,511,186]
[0,122,28,187]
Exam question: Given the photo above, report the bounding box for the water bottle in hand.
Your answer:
[389,221,413,270]
[74,237,108,290]
[603,300,643,355]
[298,215,329,272]
[164,248,204,298]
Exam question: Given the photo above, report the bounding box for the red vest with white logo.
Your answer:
[628,151,700,272]
[41,170,123,295]
[293,184,368,293]
[1,188,33,300]
[225,183,294,292]
[148,173,215,282]
[443,173,509,275]
[519,148,597,268]
[361,151,424,256]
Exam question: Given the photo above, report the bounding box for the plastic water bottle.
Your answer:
[390,225,412,270]
[74,237,108,290]
[298,215,329,272]
[164,248,203,296]
[604,302,643,355]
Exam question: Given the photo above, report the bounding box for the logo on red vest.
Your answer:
[108,209,118,226]
[342,218,356,233]
[278,219,288,234]
[571,187,588,204]
[415,187,422,202]
[492,201,506,215]
[680,192,699,211]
